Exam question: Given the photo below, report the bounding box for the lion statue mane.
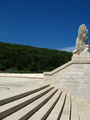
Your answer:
[73,24,89,55]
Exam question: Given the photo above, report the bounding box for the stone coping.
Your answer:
[44,61,72,76]
[0,73,44,79]
[44,54,90,76]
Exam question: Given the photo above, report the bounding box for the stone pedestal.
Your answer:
[72,52,90,64]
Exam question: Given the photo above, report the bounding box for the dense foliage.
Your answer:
[0,42,72,73]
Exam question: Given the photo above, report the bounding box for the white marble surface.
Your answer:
[0,74,44,94]
[44,63,90,103]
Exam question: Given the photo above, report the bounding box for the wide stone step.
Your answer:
[29,90,62,120]
[0,86,53,119]
[47,92,66,120]
[0,84,50,106]
[3,88,57,120]
[60,94,71,120]
[0,85,90,120]
[71,97,79,120]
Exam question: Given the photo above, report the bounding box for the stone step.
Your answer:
[0,84,90,120]
[29,90,62,120]
[46,92,66,120]
[71,97,78,120]
[0,86,53,119]
[60,94,71,120]
[0,84,50,106]
[3,88,57,120]
[77,100,90,120]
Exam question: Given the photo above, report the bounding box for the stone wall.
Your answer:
[44,61,90,103]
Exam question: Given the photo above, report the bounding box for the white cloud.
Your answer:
[59,46,75,52]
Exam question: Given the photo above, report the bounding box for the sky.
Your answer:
[0,0,90,52]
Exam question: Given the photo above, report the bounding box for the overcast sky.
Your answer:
[0,0,90,52]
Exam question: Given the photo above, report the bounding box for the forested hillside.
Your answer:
[0,42,72,73]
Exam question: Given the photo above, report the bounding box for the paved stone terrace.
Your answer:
[0,73,44,94]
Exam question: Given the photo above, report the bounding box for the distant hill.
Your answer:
[0,42,72,73]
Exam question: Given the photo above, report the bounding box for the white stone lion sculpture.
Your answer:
[73,24,89,55]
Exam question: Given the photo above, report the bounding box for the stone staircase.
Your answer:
[0,84,90,120]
